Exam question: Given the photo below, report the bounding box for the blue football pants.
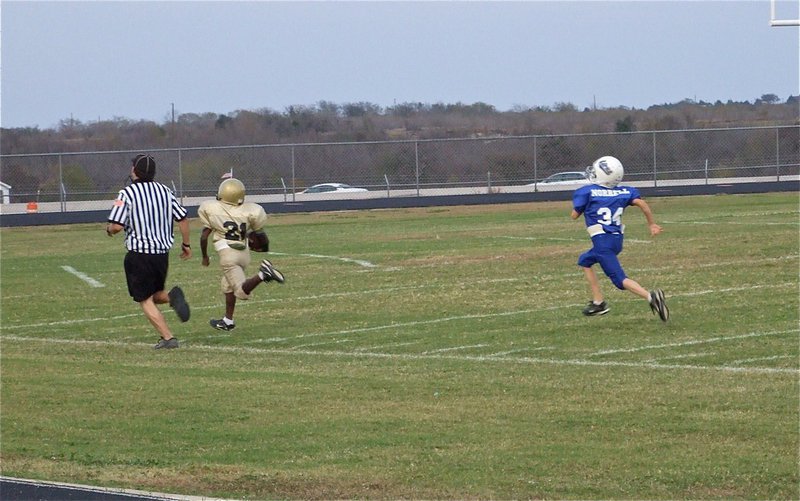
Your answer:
[577,233,627,290]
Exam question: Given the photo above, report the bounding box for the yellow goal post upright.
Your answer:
[770,0,799,26]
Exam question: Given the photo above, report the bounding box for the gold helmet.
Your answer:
[217,178,246,205]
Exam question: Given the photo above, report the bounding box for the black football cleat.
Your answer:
[259,259,285,284]
[649,289,669,322]
[582,301,609,316]
[210,319,235,331]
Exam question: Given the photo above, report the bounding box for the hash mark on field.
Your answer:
[60,266,105,288]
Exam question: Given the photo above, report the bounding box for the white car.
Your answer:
[300,183,368,194]
[530,171,590,186]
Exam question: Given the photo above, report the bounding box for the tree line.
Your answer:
[1,95,798,155]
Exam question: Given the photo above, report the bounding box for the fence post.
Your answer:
[291,145,296,203]
[414,141,420,197]
[177,148,184,203]
[487,171,492,193]
[58,154,64,212]
[280,178,287,202]
[385,174,391,198]
[533,136,538,193]
[652,132,658,188]
[704,159,708,185]
[776,127,781,181]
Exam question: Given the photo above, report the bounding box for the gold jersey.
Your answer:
[198,200,269,249]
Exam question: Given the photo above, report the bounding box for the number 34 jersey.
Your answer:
[572,184,642,234]
[198,200,268,245]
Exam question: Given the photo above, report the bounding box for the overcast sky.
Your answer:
[2,1,798,129]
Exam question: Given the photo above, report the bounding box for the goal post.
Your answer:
[770,0,799,26]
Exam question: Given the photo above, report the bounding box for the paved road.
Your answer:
[0,477,223,501]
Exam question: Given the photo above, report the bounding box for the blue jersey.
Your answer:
[572,184,641,234]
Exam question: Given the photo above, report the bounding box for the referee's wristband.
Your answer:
[181,242,191,248]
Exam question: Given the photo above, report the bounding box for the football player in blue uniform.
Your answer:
[571,156,669,321]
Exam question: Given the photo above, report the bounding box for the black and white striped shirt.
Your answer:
[107,181,188,254]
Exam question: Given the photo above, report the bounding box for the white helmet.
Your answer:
[586,156,624,188]
[217,178,246,205]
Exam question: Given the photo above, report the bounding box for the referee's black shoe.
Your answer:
[582,301,609,316]
[168,286,191,322]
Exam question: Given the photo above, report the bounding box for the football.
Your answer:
[247,230,269,252]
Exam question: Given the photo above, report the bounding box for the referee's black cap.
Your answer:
[132,154,156,181]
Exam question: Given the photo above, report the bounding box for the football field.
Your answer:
[1,192,798,499]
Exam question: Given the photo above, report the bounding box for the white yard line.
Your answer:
[499,235,652,244]
[270,251,377,268]
[730,355,796,365]
[4,276,797,336]
[1,335,795,375]
[291,339,354,349]
[662,220,798,226]
[354,341,420,352]
[588,329,797,357]
[420,344,490,355]
[60,266,105,288]
[643,352,716,363]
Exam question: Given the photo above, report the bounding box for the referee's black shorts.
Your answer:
[124,251,169,302]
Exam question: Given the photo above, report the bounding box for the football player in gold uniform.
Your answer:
[199,178,285,331]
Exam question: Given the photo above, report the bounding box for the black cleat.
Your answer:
[168,286,190,322]
[582,301,609,316]
[259,259,285,284]
[210,319,235,331]
[649,289,669,322]
[154,337,179,349]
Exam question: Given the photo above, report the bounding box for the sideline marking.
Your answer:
[1,335,795,375]
[270,251,377,268]
[60,266,105,288]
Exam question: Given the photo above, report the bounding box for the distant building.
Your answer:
[0,181,10,204]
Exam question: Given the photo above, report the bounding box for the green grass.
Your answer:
[1,192,798,499]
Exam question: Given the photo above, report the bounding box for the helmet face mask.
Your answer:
[217,178,246,205]
[586,156,624,188]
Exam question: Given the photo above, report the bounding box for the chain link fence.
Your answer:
[1,125,797,214]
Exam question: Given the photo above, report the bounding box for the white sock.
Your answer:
[223,317,234,326]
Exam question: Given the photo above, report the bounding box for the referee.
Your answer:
[106,154,192,349]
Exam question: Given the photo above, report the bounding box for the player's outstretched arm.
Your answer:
[631,198,662,236]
